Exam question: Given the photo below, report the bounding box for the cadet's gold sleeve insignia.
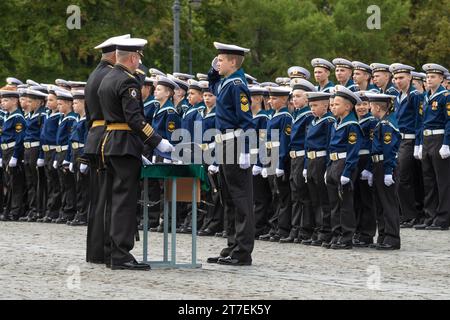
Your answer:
[284,125,292,136]
[240,93,249,112]
[348,132,357,144]
[168,121,176,133]
[15,123,23,133]
[384,132,392,144]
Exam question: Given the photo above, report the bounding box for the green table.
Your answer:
[140,164,208,269]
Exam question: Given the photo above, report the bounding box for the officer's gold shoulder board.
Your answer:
[129,88,138,99]
[284,124,292,135]
[15,123,23,133]
[240,93,249,112]
[348,132,357,144]
[167,121,176,132]
[384,132,392,144]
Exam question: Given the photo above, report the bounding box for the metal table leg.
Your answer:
[143,177,149,263]
[171,178,177,266]
[191,178,197,266]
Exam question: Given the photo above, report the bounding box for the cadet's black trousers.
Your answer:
[56,151,76,219]
[72,150,89,221]
[373,162,400,247]
[218,139,254,262]
[201,171,224,233]
[24,146,46,217]
[3,148,25,218]
[44,150,61,219]
[252,173,272,237]
[104,155,141,265]
[422,135,450,227]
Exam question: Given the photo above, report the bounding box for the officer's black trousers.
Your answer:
[422,135,450,227]
[44,150,61,219]
[354,154,376,242]
[326,159,358,244]
[104,155,141,265]
[307,157,331,241]
[56,151,76,219]
[252,174,272,237]
[218,139,254,262]
[373,162,401,247]
[24,146,46,217]
[290,156,314,240]
[3,148,25,218]
[396,139,423,221]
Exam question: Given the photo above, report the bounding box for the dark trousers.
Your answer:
[201,171,224,233]
[218,139,254,262]
[274,165,292,238]
[290,156,314,240]
[396,139,423,221]
[373,162,400,247]
[307,157,331,241]
[354,155,376,242]
[422,135,450,227]
[326,159,357,244]
[44,150,61,219]
[104,155,141,265]
[267,175,279,235]
[56,151,76,219]
[24,146,46,218]
[3,148,25,218]
[140,178,162,227]
[72,149,89,221]
[0,167,3,214]
[252,174,272,237]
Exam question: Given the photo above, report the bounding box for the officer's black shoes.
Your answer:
[301,239,313,245]
[198,229,215,236]
[331,242,353,250]
[311,239,324,247]
[376,243,400,250]
[111,260,151,271]
[425,225,449,231]
[217,256,252,266]
[269,235,281,242]
[414,223,429,230]
[279,236,295,243]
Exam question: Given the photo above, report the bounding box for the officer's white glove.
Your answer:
[208,165,219,174]
[261,168,268,178]
[275,168,285,177]
[163,158,172,164]
[141,155,152,166]
[9,157,18,168]
[80,163,88,174]
[37,158,45,167]
[439,145,450,159]
[340,176,350,186]
[0,158,2,168]
[252,165,262,176]
[211,57,219,71]
[239,153,251,170]
[69,163,74,173]
[53,160,58,169]
[156,139,175,153]
[384,174,395,187]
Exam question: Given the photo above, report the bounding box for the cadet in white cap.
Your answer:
[6,77,23,87]
[332,58,358,92]
[411,71,427,94]
[444,72,450,90]
[196,73,208,81]
[206,41,255,266]
[389,63,424,228]
[55,79,71,90]
[352,61,379,92]
[370,63,399,95]
[288,66,311,80]
[168,75,190,115]
[326,85,363,249]
[172,72,195,81]
[415,63,450,230]
[311,58,335,93]
[245,73,258,85]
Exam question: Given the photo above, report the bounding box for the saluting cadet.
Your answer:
[98,38,172,270]
[68,90,88,226]
[326,85,363,250]
[19,89,48,222]
[332,58,358,92]
[389,63,424,228]
[287,79,316,243]
[366,92,401,249]
[206,42,255,266]
[353,91,378,247]
[303,91,335,246]
[0,89,26,221]
[311,58,335,93]
[352,61,380,93]
[53,89,78,224]
[370,63,399,95]
[414,64,450,230]
[37,86,62,223]
[412,72,427,95]
[263,86,293,243]
[248,86,272,238]
[84,34,130,264]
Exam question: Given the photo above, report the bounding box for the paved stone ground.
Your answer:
[0,221,449,300]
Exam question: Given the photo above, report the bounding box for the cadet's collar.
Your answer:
[64,111,78,118]
[10,108,22,116]
[341,111,357,123]
[224,68,248,85]
[344,79,354,87]
[360,112,373,120]
[194,101,206,110]
[162,99,174,109]
[298,105,311,114]
[275,106,289,114]
[427,85,446,97]
[256,109,266,116]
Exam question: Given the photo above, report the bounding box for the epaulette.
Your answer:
[233,79,243,86]
[122,70,136,79]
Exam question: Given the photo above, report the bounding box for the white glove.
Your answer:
[163,158,172,164]
[384,174,395,187]
[62,160,71,167]
[275,168,285,177]
[141,155,152,166]
[239,153,251,170]
[417,145,423,160]
[368,174,373,187]
[53,160,58,169]
[37,158,45,167]
[0,158,2,168]
[208,165,219,174]
[211,57,219,71]
[360,169,371,180]
[439,145,450,159]
[413,145,420,160]
[340,176,350,186]
[261,168,268,178]
[9,157,18,168]
[156,139,175,153]
[302,169,307,179]
[80,163,88,174]
[69,163,74,173]
[324,171,327,185]
[252,165,262,176]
